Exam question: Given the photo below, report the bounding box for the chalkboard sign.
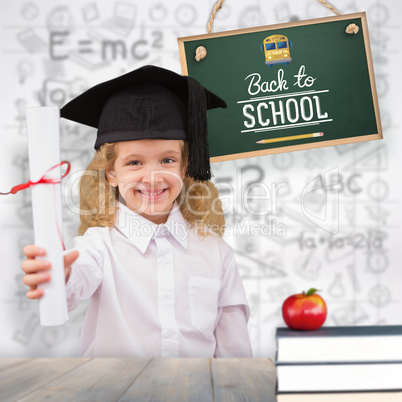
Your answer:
[178,12,382,162]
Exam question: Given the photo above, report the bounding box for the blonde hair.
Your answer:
[78,141,225,236]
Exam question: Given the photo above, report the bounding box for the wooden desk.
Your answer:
[0,358,276,401]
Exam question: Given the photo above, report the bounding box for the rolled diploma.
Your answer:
[26,106,69,326]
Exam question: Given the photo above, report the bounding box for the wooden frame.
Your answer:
[178,12,382,163]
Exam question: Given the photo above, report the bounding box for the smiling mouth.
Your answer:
[137,189,167,196]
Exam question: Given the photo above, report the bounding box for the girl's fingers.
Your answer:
[23,273,51,287]
[26,287,45,300]
[65,266,72,283]
[22,249,79,299]
[64,250,79,268]
[23,245,46,259]
[23,248,79,271]
[21,259,51,274]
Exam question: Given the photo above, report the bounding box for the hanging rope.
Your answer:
[195,0,357,61]
[317,0,341,15]
[195,0,225,61]
[317,0,358,33]
[207,0,226,34]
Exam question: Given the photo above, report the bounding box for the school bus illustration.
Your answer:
[261,35,292,67]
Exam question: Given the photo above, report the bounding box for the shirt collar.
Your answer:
[116,202,189,254]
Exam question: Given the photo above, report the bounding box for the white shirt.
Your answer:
[66,202,252,358]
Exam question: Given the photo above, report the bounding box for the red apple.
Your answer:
[282,288,327,330]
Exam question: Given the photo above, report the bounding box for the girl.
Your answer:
[21,65,252,358]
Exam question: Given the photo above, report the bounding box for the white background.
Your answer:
[0,0,401,358]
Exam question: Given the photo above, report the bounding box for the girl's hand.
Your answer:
[21,245,79,300]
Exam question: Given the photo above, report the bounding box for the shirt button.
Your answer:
[166,329,176,338]
[162,290,171,299]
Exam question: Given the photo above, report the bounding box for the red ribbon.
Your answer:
[0,161,71,250]
[0,161,71,195]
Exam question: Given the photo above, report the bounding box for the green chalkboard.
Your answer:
[178,12,382,162]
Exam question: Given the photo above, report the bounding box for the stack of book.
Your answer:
[275,325,402,401]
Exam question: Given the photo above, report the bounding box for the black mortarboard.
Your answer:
[60,65,227,181]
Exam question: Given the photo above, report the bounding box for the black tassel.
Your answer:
[186,77,211,181]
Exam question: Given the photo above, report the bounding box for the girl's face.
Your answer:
[107,139,186,225]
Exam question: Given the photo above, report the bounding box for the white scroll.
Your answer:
[26,106,69,326]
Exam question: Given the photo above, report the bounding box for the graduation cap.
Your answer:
[60,65,227,181]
